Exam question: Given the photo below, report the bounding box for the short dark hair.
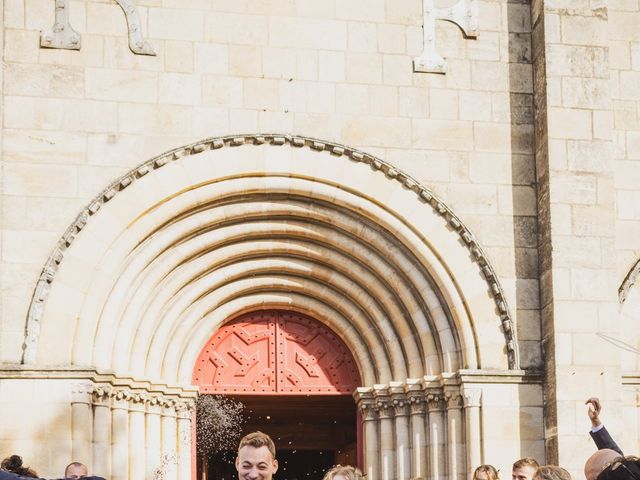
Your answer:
[596,456,640,480]
[238,431,276,459]
[539,465,571,480]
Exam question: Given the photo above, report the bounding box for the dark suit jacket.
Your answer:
[0,473,105,480]
[590,425,624,456]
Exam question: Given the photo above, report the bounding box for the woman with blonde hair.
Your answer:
[473,464,500,480]
[322,465,364,480]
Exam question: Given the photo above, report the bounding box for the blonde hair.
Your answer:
[322,465,364,480]
[474,464,499,480]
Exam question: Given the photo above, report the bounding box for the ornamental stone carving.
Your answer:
[414,0,479,74]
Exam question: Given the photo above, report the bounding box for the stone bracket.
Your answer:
[40,0,81,51]
[115,0,156,56]
[413,0,478,74]
[40,0,156,56]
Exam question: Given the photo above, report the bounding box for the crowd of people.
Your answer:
[1,397,638,480]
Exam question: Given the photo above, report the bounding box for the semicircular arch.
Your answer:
[22,134,518,388]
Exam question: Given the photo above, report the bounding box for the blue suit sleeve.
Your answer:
[590,425,624,456]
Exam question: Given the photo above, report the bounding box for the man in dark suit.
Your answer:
[584,397,625,480]
[586,397,623,455]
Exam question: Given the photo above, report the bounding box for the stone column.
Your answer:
[463,388,482,477]
[375,387,395,480]
[129,394,146,480]
[146,399,163,479]
[446,392,464,480]
[111,391,130,480]
[162,400,179,480]
[71,383,93,470]
[355,388,378,480]
[176,401,194,480]
[407,381,427,479]
[391,382,411,480]
[92,388,111,478]
[531,0,619,472]
[426,392,446,480]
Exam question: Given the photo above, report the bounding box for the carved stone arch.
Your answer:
[22,134,518,381]
[620,258,640,304]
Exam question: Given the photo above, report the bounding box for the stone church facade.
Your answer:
[0,0,638,479]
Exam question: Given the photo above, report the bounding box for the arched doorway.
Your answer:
[193,310,362,479]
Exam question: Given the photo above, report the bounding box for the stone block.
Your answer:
[613,100,638,129]
[294,113,342,140]
[459,91,492,121]
[229,109,258,132]
[159,73,201,105]
[632,41,640,71]
[546,44,607,78]
[384,0,422,25]
[571,268,613,301]
[194,43,229,75]
[610,40,631,70]
[118,103,158,134]
[547,107,592,140]
[446,184,498,214]
[4,96,64,130]
[550,173,597,205]
[319,51,345,82]
[567,139,612,173]
[619,71,640,100]
[87,134,147,167]
[243,77,280,110]
[86,2,128,36]
[571,205,615,237]
[618,190,640,220]
[593,110,613,140]
[63,99,119,133]
[25,0,51,30]
[306,82,335,114]
[342,116,411,148]
[228,45,263,76]
[561,78,610,110]
[411,119,473,150]
[86,68,157,103]
[295,0,336,18]
[206,12,268,45]
[280,80,307,113]
[347,21,377,52]
[382,54,412,86]
[473,122,511,153]
[346,52,382,83]
[149,8,204,41]
[369,86,398,116]
[398,87,428,118]
[377,23,406,54]
[608,11,640,41]
[471,61,509,92]
[258,110,294,132]
[164,41,194,73]
[270,16,347,51]
[296,49,318,80]
[192,106,229,137]
[429,89,459,120]
[76,165,128,198]
[4,29,39,63]
[336,0,385,22]
[561,14,608,46]
[3,129,87,165]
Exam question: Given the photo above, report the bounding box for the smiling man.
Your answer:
[236,431,279,480]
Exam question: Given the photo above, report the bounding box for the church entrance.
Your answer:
[193,310,362,480]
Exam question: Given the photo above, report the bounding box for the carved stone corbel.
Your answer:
[414,0,478,74]
[40,0,81,50]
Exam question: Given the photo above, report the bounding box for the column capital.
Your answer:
[462,388,482,408]
[426,391,446,412]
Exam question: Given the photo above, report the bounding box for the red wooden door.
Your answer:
[193,310,360,394]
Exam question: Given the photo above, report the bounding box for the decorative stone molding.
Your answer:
[445,392,464,409]
[414,0,478,74]
[40,0,80,50]
[619,258,640,304]
[354,387,378,422]
[40,0,155,55]
[374,386,395,419]
[462,388,482,408]
[390,382,410,417]
[21,134,517,369]
[115,0,156,55]
[426,392,446,412]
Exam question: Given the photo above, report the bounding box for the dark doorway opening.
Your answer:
[198,395,358,480]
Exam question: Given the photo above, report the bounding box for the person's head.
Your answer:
[585,453,640,480]
[65,462,88,479]
[539,465,571,480]
[236,431,278,480]
[512,458,540,480]
[1,455,38,478]
[474,464,499,480]
[322,464,364,480]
